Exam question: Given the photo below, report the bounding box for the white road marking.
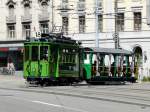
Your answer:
[32,100,88,112]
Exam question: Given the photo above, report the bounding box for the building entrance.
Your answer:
[133,46,143,80]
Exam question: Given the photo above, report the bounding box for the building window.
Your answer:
[22,24,31,39]
[62,17,68,35]
[132,0,141,2]
[61,0,68,10]
[7,24,15,38]
[38,1,49,21]
[79,15,85,33]
[79,0,85,1]
[77,0,85,11]
[98,15,103,32]
[24,3,30,16]
[40,22,49,34]
[134,12,141,31]
[41,2,48,15]
[117,13,124,31]
[97,0,103,10]
[62,0,68,3]
[9,5,14,16]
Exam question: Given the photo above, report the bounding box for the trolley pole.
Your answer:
[95,0,99,48]
[114,0,120,49]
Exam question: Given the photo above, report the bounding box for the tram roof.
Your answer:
[84,47,132,55]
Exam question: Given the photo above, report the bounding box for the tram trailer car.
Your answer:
[23,33,136,85]
[82,47,136,84]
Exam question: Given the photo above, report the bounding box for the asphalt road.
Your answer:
[0,87,150,112]
[0,75,150,112]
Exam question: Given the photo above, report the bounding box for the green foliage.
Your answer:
[142,76,150,82]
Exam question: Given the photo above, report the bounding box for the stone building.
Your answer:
[0,0,150,79]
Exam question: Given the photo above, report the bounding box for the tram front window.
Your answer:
[40,46,48,61]
[32,46,38,61]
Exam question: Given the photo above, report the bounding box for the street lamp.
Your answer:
[95,0,99,48]
[114,0,120,49]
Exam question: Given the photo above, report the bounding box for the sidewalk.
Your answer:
[0,73,25,88]
[0,74,150,89]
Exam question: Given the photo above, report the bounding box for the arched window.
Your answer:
[24,3,30,16]
[6,0,16,16]
[9,5,14,16]
[41,2,48,15]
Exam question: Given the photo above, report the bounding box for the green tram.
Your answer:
[82,47,136,84]
[24,33,81,85]
[23,33,136,85]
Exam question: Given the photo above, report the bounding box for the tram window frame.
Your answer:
[59,48,79,71]
[31,46,39,61]
[24,46,29,61]
[40,46,49,61]
[60,48,77,64]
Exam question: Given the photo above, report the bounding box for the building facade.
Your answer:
[0,0,54,70]
[0,0,150,79]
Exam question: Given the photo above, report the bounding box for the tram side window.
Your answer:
[60,48,77,63]
[25,46,29,61]
[40,46,48,61]
[31,46,38,61]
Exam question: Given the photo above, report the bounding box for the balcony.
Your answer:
[21,14,32,23]
[38,12,49,22]
[6,15,16,24]
[77,2,85,11]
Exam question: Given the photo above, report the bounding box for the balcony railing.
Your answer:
[21,14,32,23]
[38,12,49,22]
[6,15,16,24]
[77,2,85,11]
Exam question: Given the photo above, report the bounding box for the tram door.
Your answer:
[39,45,50,78]
[30,45,39,77]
